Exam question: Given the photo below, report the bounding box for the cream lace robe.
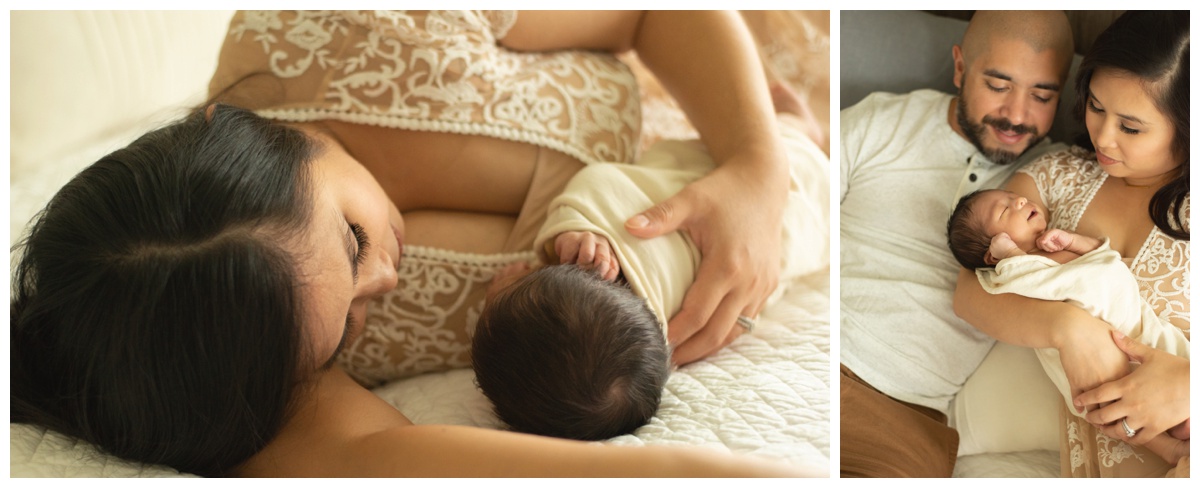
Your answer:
[207,10,829,385]
[1021,148,1190,478]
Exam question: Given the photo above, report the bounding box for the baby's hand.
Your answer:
[988,232,1021,261]
[1037,229,1074,253]
[554,231,620,281]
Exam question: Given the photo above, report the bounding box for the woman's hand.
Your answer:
[507,11,792,365]
[554,231,620,282]
[626,152,788,365]
[1073,330,1190,445]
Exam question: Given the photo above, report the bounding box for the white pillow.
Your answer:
[951,342,1062,456]
[10,424,191,478]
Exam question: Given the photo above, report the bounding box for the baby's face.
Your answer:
[974,190,1049,251]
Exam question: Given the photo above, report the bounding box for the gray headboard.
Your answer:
[840,10,1085,145]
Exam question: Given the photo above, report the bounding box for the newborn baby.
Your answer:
[947,189,1100,269]
[946,188,1190,444]
[473,231,667,441]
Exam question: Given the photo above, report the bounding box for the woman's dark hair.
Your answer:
[1073,11,1189,240]
[10,104,319,476]
[472,265,670,441]
[946,190,994,270]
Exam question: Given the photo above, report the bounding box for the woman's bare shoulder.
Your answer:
[236,368,413,476]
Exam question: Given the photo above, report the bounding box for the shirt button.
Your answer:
[969,173,978,182]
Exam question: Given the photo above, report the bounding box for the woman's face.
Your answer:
[299,134,404,370]
[1084,67,1183,184]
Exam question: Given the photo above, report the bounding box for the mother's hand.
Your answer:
[1074,330,1190,445]
[626,150,788,365]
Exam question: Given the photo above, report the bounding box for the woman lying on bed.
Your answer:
[9,11,816,477]
[954,11,1189,477]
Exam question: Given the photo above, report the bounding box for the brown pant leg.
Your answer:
[840,365,959,477]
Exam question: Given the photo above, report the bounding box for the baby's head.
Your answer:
[471,264,669,440]
[947,189,1049,269]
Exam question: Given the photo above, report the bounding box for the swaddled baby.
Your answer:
[473,116,830,441]
[946,188,1190,441]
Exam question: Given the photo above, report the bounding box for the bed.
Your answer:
[9,10,832,477]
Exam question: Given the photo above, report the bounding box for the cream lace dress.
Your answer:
[1020,147,1190,477]
[207,10,645,384]
[208,10,829,386]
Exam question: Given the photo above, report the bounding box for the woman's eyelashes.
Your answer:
[1087,98,1140,135]
[349,222,370,268]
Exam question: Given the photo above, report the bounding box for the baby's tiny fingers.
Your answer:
[559,238,580,264]
[594,259,611,279]
[578,234,596,265]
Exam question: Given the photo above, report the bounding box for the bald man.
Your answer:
[839,11,1075,477]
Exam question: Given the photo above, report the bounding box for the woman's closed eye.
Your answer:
[349,222,370,282]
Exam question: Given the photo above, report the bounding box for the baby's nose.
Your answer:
[1016,197,1027,208]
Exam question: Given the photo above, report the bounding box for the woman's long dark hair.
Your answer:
[1074,11,1189,240]
[10,105,318,476]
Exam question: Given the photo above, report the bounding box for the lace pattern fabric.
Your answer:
[337,245,535,387]
[211,10,641,166]
[1019,147,1190,334]
[273,10,832,384]
[1020,148,1190,477]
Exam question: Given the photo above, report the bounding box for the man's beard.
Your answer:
[955,90,1047,166]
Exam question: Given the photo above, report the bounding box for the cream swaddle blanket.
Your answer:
[534,121,830,333]
[977,239,1191,417]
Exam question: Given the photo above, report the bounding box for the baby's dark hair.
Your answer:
[471,264,669,441]
[947,190,994,270]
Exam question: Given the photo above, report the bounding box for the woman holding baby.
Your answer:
[954,11,1189,477]
[11,11,821,477]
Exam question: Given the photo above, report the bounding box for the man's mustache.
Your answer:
[982,115,1038,136]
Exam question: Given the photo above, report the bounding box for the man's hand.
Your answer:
[625,158,786,365]
[554,231,620,282]
[1056,322,1130,416]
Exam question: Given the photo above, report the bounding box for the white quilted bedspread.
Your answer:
[10,270,830,477]
[379,269,832,471]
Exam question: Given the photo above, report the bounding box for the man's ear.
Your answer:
[952,44,966,89]
[984,250,999,266]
